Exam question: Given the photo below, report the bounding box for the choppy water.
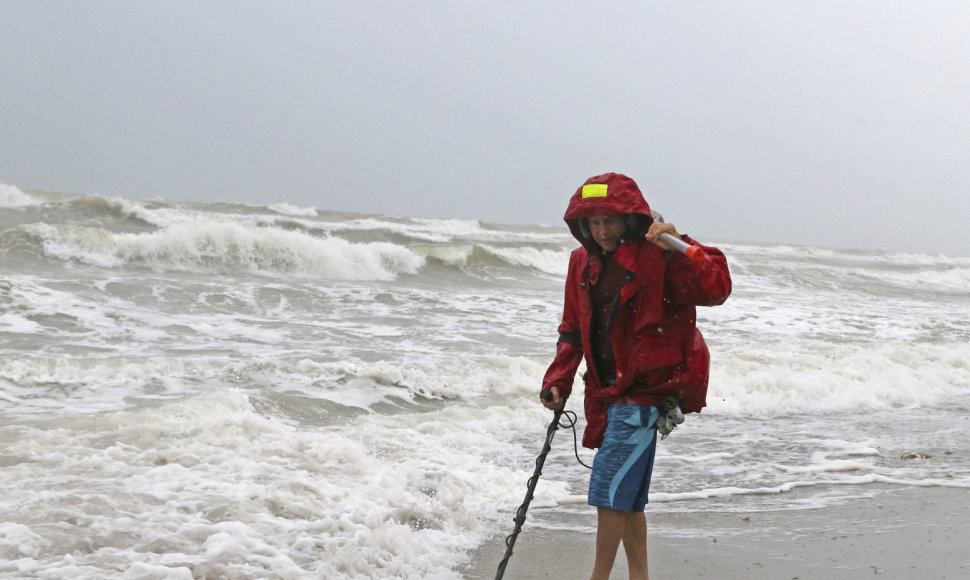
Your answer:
[1,183,968,578]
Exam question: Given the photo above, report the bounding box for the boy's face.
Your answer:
[588,214,625,253]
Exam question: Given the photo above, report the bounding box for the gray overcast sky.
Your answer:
[3,1,969,255]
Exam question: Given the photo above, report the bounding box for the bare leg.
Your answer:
[621,511,649,580]
[590,508,623,580]
[590,508,649,580]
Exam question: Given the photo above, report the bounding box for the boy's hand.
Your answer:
[540,387,565,411]
[645,222,681,251]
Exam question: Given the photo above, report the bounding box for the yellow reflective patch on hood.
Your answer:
[581,184,608,198]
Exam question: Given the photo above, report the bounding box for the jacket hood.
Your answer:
[564,173,653,247]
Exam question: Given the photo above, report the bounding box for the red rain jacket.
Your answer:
[541,173,732,448]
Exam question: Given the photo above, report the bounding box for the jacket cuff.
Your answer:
[558,331,581,345]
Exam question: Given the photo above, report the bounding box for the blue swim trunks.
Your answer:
[587,403,660,512]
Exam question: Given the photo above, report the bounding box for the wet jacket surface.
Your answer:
[541,173,732,448]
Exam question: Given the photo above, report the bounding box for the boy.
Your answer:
[540,173,731,580]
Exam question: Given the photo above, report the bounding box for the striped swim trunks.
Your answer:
[587,403,660,512]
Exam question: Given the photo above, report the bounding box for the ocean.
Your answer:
[1,183,968,579]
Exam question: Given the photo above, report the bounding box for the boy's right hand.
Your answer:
[539,387,565,411]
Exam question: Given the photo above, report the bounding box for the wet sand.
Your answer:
[464,485,970,579]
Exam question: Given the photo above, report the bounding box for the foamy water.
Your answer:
[1,184,968,578]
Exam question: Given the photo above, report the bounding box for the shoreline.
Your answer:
[464,484,970,579]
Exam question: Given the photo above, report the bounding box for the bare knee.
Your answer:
[623,512,646,538]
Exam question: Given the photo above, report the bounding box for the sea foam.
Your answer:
[23,221,425,280]
[0,184,38,208]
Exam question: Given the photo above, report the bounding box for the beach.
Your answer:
[2,186,968,578]
[466,485,970,579]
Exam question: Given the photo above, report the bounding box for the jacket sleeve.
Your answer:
[663,236,732,307]
[541,250,585,399]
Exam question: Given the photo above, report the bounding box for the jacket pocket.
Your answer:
[630,285,664,333]
[629,337,684,372]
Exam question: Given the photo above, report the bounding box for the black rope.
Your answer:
[558,410,592,470]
